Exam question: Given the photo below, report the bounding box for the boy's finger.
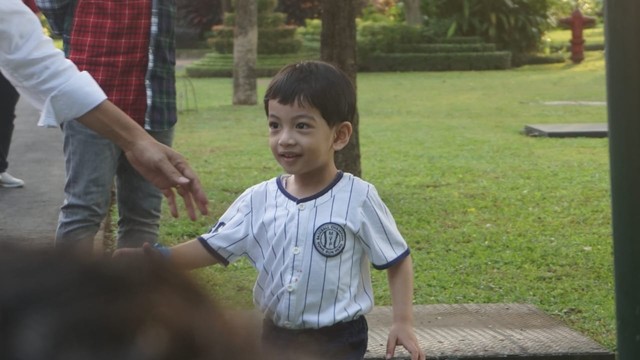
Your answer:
[385,337,396,359]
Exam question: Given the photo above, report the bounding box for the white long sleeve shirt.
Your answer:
[0,0,106,127]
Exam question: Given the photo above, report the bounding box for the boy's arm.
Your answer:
[167,239,220,270]
[115,239,219,271]
[386,255,426,360]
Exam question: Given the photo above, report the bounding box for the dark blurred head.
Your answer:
[0,244,258,360]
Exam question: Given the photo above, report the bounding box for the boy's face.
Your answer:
[267,100,346,181]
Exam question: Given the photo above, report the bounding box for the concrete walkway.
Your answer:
[0,98,63,247]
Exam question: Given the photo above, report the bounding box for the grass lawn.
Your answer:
[164,50,614,350]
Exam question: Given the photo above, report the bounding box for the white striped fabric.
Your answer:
[199,172,410,330]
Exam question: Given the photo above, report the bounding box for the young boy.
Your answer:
[116,61,425,360]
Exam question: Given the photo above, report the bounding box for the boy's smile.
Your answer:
[267,99,348,194]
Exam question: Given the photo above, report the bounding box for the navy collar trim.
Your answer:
[276,171,344,204]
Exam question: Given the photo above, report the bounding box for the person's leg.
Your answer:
[0,72,22,186]
[115,127,174,248]
[56,119,119,252]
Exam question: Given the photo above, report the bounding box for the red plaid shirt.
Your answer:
[23,0,40,13]
[68,1,151,125]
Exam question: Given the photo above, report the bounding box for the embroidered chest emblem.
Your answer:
[313,222,346,257]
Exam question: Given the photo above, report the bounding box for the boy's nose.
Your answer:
[278,130,296,146]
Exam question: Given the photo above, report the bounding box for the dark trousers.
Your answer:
[261,316,368,360]
[0,72,20,173]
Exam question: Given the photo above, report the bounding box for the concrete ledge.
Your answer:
[366,303,614,360]
[524,123,607,138]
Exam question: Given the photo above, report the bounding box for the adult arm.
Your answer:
[386,255,426,360]
[78,101,209,219]
[0,0,208,218]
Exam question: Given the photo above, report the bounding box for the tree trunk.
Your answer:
[320,0,361,177]
[232,0,257,105]
[403,0,422,26]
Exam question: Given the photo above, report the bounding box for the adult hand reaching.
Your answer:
[77,100,209,220]
[124,140,209,220]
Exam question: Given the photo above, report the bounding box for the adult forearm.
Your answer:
[76,100,149,152]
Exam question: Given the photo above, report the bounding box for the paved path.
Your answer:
[0,98,63,247]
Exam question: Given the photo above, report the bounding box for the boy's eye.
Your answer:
[268,122,280,129]
[295,122,309,129]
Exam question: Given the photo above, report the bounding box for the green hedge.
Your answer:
[361,51,512,72]
[223,12,287,28]
[395,43,496,54]
[439,36,484,44]
[357,22,436,55]
[185,53,318,78]
[207,27,302,55]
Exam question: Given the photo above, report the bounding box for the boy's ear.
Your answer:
[332,122,353,151]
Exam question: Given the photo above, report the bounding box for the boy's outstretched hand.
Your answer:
[112,243,159,259]
[386,322,426,360]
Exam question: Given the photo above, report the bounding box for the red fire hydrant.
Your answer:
[559,8,596,63]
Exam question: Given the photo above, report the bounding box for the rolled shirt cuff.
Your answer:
[38,71,107,128]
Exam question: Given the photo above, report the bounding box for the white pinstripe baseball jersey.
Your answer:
[198,172,410,330]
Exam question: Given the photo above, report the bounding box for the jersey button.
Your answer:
[286,284,295,292]
[298,203,305,210]
[283,321,292,328]
[292,247,301,254]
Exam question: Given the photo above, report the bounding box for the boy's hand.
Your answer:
[386,323,425,360]
[112,243,161,259]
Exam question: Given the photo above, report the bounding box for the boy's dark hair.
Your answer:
[263,60,356,127]
[0,244,260,360]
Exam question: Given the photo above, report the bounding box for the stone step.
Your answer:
[366,303,613,360]
[524,123,607,138]
[230,303,613,359]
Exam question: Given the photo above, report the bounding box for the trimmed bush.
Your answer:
[357,22,436,56]
[439,36,484,44]
[395,43,496,53]
[361,51,512,72]
[185,52,318,78]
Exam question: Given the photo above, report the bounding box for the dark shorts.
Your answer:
[261,316,368,360]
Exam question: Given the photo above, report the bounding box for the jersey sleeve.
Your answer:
[198,187,255,266]
[357,184,410,270]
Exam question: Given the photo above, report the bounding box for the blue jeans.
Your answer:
[56,119,174,251]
